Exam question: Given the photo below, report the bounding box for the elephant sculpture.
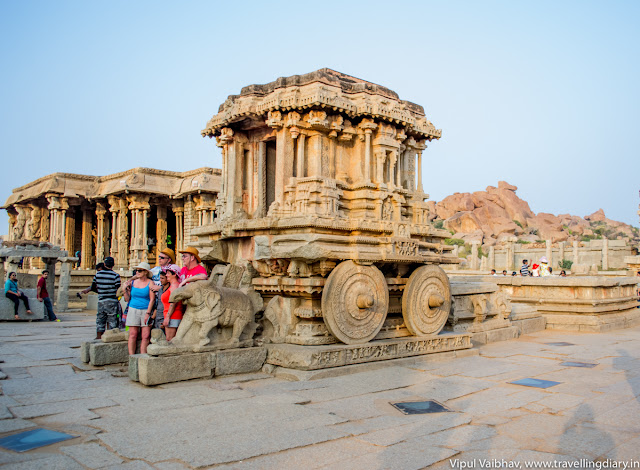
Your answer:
[169,278,256,348]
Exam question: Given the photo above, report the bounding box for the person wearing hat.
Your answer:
[160,264,184,340]
[123,262,155,355]
[149,248,175,329]
[539,256,550,277]
[92,257,121,339]
[178,247,208,287]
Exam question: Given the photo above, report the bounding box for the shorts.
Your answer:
[168,319,181,328]
[125,307,151,327]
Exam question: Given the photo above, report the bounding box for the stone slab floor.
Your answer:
[1,311,639,469]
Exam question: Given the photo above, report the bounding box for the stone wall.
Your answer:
[455,239,634,272]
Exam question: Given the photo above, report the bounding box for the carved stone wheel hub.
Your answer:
[402,265,451,336]
[321,260,389,344]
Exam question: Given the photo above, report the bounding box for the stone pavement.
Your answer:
[1,311,639,469]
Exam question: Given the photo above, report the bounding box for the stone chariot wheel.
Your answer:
[402,265,451,336]
[321,260,389,344]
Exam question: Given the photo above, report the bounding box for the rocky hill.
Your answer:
[426,181,640,247]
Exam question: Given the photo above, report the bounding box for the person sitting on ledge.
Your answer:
[490,269,497,276]
[502,270,508,276]
[5,272,33,319]
[520,259,530,276]
[539,256,551,277]
[560,270,567,277]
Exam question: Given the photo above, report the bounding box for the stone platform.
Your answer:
[265,332,472,371]
[453,275,640,333]
[0,288,45,321]
[129,346,267,386]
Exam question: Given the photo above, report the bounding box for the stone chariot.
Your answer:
[195,69,461,348]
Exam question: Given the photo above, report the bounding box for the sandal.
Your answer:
[14,315,19,320]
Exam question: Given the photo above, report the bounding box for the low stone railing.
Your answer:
[450,274,640,332]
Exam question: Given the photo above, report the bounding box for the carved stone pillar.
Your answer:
[558,241,565,264]
[471,241,479,270]
[359,120,377,183]
[602,237,609,270]
[56,258,74,312]
[108,196,119,263]
[43,258,56,301]
[415,141,427,193]
[7,211,17,242]
[172,201,185,256]
[184,196,196,244]
[95,202,107,262]
[489,246,495,270]
[156,205,168,258]
[25,204,41,241]
[194,194,216,226]
[220,128,236,217]
[375,149,386,185]
[64,207,75,256]
[545,240,552,267]
[109,196,128,269]
[388,151,397,187]
[296,134,306,179]
[573,240,580,265]
[257,141,266,217]
[275,128,287,203]
[46,195,69,248]
[127,194,150,267]
[13,204,30,241]
[80,206,94,269]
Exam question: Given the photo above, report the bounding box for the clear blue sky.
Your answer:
[1,0,639,234]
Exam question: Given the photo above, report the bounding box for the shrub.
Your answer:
[513,220,523,229]
[516,240,531,244]
[444,238,465,246]
[434,220,444,229]
[558,259,573,270]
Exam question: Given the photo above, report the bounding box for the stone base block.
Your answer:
[136,353,212,386]
[89,341,129,366]
[543,309,640,333]
[80,340,98,363]
[129,355,140,381]
[512,316,546,335]
[272,348,479,381]
[130,347,267,386]
[471,326,520,345]
[266,333,472,371]
[215,347,266,376]
[0,289,45,321]
[137,353,213,386]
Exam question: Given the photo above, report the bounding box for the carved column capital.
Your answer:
[127,193,151,211]
[46,194,69,211]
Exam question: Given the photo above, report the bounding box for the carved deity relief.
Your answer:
[305,110,328,128]
[382,197,393,221]
[266,111,283,128]
[40,209,50,241]
[13,205,29,240]
[25,206,42,240]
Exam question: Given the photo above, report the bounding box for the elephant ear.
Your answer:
[204,290,221,311]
